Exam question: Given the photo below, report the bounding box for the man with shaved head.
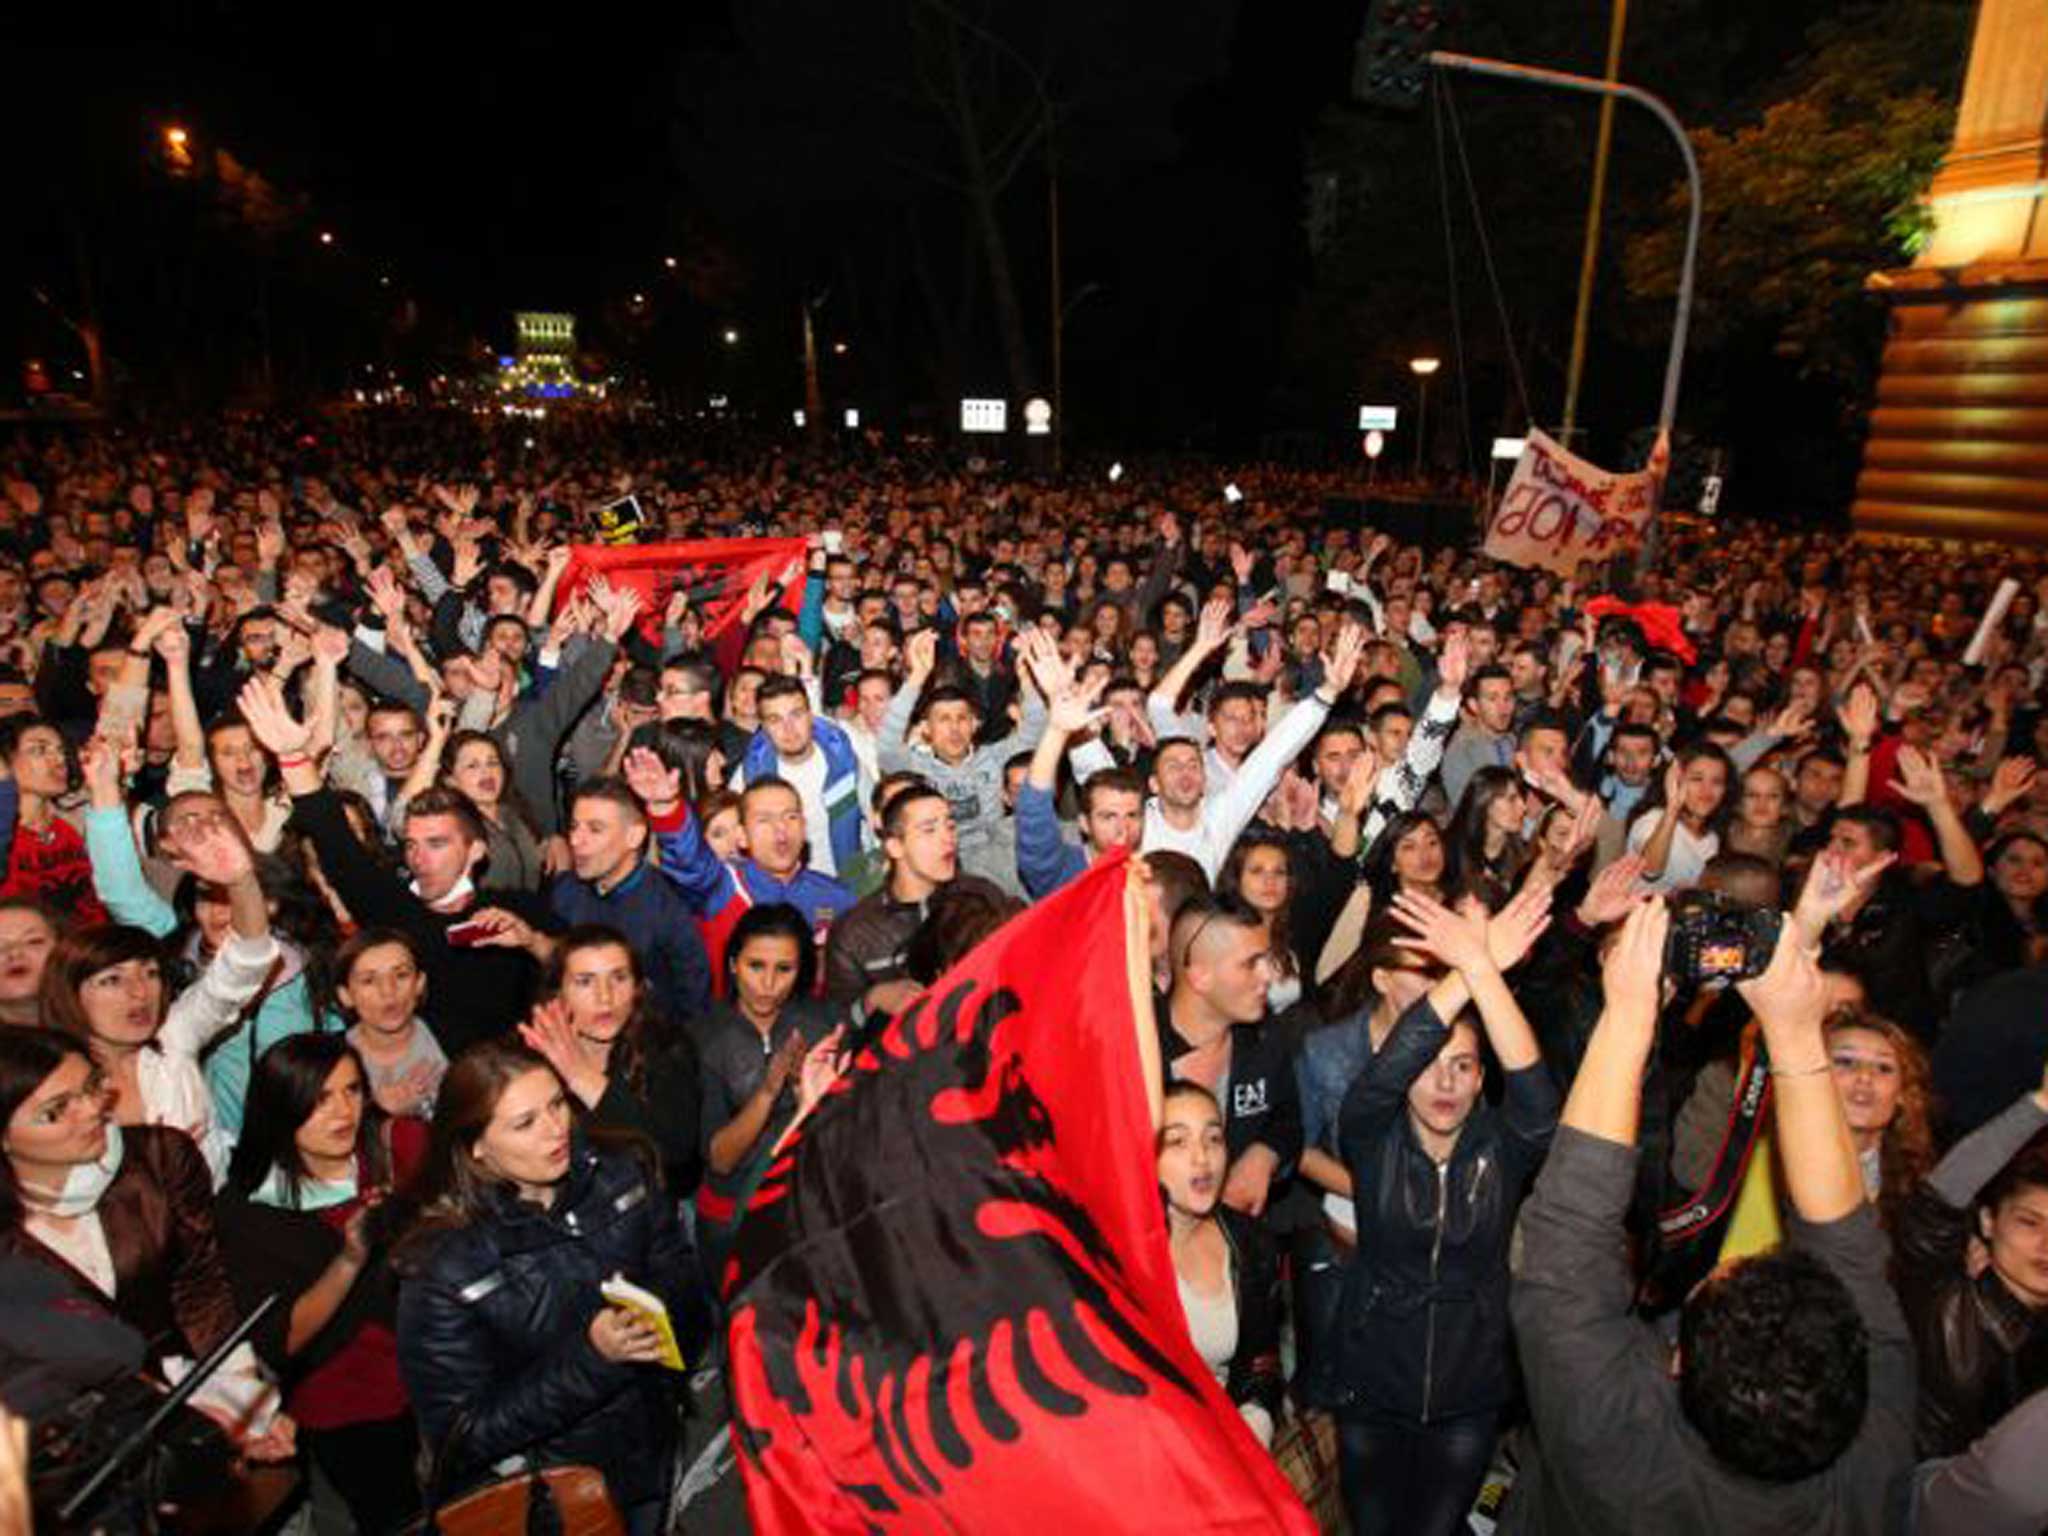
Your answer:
[1157,893,1302,1221]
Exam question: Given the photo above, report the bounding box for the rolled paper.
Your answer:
[1962,577,2020,668]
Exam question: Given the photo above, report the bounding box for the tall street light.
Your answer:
[1409,356,1441,477]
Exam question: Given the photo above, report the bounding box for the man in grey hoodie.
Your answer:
[878,627,1045,895]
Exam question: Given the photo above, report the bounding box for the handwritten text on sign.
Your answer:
[1483,429,1665,575]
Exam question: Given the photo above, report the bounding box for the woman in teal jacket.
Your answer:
[84,797,321,1142]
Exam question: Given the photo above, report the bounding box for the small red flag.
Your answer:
[555,537,807,640]
[724,854,1315,1534]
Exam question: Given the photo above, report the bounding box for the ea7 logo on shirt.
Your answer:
[1233,1079,1268,1119]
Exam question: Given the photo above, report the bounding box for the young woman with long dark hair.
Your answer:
[393,1040,688,1536]
[1443,767,1530,912]
[1158,1080,1284,1448]
[1627,742,1736,895]
[217,1034,426,1532]
[520,923,702,1197]
[696,904,841,1253]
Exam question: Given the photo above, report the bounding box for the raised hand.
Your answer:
[1600,895,1670,1020]
[1390,890,1497,976]
[1319,621,1368,697]
[597,582,645,643]
[311,624,350,667]
[365,566,406,621]
[171,815,257,888]
[1984,756,2039,817]
[779,631,814,678]
[236,676,313,759]
[904,628,938,682]
[1791,845,1894,944]
[1836,683,1880,749]
[1337,745,1384,821]
[622,746,682,814]
[1228,542,1254,587]
[1047,671,1109,737]
[1485,882,1554,972]
[518,998,605,1105]
[1275,768,1320,832]
[1888,743,1949,808]
[1766,699,1814,743]
[1195,597,1234,654]
[1435,628,1470,695]
[1735,920,1832,1049]
[1575,852,1647,929]
[449,537,485,591]
[257,517,286,567]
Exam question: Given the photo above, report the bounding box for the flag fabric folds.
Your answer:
[724,854,1315,1534]
[555,537,807,639]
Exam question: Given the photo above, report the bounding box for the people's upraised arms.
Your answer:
[1560,896,1668,1148]
[237,676,321,795]
[622,746,682,819]
[1736,922,1865,1225]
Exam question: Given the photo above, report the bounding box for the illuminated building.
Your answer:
[1853,0,2048,542]
[496,312,605,403]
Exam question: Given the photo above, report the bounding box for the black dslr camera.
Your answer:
[1663,890,1781,988]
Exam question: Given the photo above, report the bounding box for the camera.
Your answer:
[1663,890,1781,988]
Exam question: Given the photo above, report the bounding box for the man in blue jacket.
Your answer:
[735,674,867,881]
[543,777,713,1023]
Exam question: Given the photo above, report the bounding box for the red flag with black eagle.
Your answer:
[723,853,1315,1534]
[554,537,808,641]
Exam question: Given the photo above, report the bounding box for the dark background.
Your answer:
[0,1,1971,515]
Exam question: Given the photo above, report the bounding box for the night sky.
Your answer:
[3,0,1917,500]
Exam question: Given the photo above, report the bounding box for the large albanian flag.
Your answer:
[555,536,807,640]
[725,854,1314,1534]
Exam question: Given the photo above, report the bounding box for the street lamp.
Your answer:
[1409,356,1441,477]
[832,341,849,356]
[663,256,678,270]
[318,231,335,247]
[721,328,739,346]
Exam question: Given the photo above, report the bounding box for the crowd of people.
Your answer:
[0,414,2046,1535]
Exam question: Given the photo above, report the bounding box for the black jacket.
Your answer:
[1896,1093,2048,1456]
[1334,996,1558,1421]
[823,874,1009,1007]
[1216,1205,1285,1425]
[290,785,545,1056]
[1158,1003,1305,1182]
[394,1137,685,1510]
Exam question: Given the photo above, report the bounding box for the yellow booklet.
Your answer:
[600,1272,686,1372]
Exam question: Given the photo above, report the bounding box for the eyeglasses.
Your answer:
[34,1068,109,1125]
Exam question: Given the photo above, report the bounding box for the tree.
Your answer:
[1623,2,1968,394]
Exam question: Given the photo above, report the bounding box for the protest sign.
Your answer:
[1482,429,1667,575]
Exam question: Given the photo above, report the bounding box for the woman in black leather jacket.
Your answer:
[1897,1056,2048,1457]
[1332,887,1559,1536]
[393,1039,688,1536]
[1158,1080,1285,1446]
